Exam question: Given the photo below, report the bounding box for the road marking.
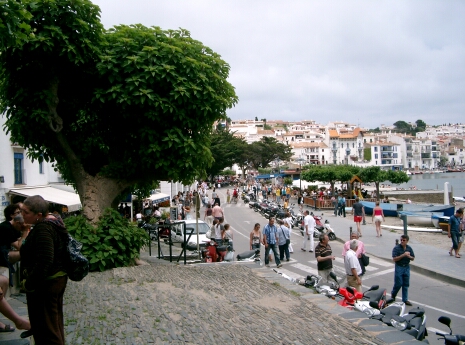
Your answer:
[366,256,392,267]
[362,268,394,280]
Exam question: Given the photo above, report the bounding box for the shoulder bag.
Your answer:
[360,253,370,266]
[280,226,290,246]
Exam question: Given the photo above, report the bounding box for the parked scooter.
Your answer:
[201,240,232,263]
[236,249,261,262]
[313,219,337,240]
[298,214,336,240]
[337,284,387,313]
[370,303,428,341]
[435,316,465,345]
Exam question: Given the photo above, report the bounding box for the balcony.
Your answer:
[421,153,431,159]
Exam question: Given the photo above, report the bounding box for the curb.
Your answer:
[334,235,465,288]
[247,262,426,344]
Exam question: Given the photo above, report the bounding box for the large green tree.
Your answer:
[206,128,246,181]
[248,137,293,170]
[358,167,409,200]
[0,0,237,223]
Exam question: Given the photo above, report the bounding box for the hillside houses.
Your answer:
[229,120,465,170]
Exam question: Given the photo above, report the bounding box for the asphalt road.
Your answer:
[213,188,465,344]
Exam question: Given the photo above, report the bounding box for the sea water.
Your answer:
[389,172,465,198]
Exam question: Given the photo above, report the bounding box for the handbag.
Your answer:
[66,234,89,282]
[360,253,370,266]
[224,250,234,261]
[206,228,211,239]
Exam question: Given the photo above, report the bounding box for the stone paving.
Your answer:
[62,263,387,345]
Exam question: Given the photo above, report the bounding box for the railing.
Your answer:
[303,197,377,209]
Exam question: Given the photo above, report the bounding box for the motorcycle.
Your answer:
[435,316,465,345]
[304,272,340,297]
[313,219,337,241]
[299,214,336,240]
[201,239,233,263]
[370,303,428,341]
[236,249,261,262]
[337,284,387,313]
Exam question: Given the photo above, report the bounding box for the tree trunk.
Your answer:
[76,174,132,224]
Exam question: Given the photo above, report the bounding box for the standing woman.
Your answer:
[204,203,214,226]
[211,188,220,206]
[249,223,262,250]
[226,189,231,203]
[372,201,385,237]
[20,195,69,345]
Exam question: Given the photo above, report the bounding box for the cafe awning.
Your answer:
[148,193,170,204]
[9,186,82,212]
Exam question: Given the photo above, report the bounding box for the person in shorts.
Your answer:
[351,198,365,237]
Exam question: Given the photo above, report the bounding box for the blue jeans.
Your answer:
[391,265,410,302]
[264,243,281,266]
[451,231,460,250]
[279,243,290,261]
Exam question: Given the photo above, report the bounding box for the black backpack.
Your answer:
[66,234,89,281]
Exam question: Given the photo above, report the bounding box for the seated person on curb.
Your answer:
[344,239,362,292]
[315,234,335,284]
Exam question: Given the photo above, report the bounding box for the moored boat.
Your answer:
[361,201,455,217]
[397,211,443,227]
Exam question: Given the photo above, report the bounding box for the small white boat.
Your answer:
[398,211,443,227]
[453,196,465,202]
[381,225,442,233]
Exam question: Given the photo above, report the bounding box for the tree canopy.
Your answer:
[0,0,237,221]
[247,137,293,170]
[206,128,246,181]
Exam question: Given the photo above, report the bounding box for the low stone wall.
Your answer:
[381,190,452,204]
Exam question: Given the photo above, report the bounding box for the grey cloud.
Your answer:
[93,0,465,128]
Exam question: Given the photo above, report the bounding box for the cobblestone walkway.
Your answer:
[63,264,386,345]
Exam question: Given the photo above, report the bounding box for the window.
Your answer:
[374,147,378,152]
[375,154,378,159]
[14,153,23,184]
[39,161,44,174]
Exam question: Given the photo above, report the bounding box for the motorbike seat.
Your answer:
[236,250,256,260]
[364,289,385,304]
[216,245,229,252]
[380,305,402,316]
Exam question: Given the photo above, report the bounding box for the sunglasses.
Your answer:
[400,239,408,242]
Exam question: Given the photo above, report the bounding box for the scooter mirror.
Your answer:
[369,285,379,291]
[438,316,451,328]
[329,272,337,280]
[346,286,354,295]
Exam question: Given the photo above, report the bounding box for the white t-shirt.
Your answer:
[215,223,224,240]
[344,249,362,276]
[304,214,315,232]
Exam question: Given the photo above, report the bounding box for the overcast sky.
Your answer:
[92,0,465,129]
